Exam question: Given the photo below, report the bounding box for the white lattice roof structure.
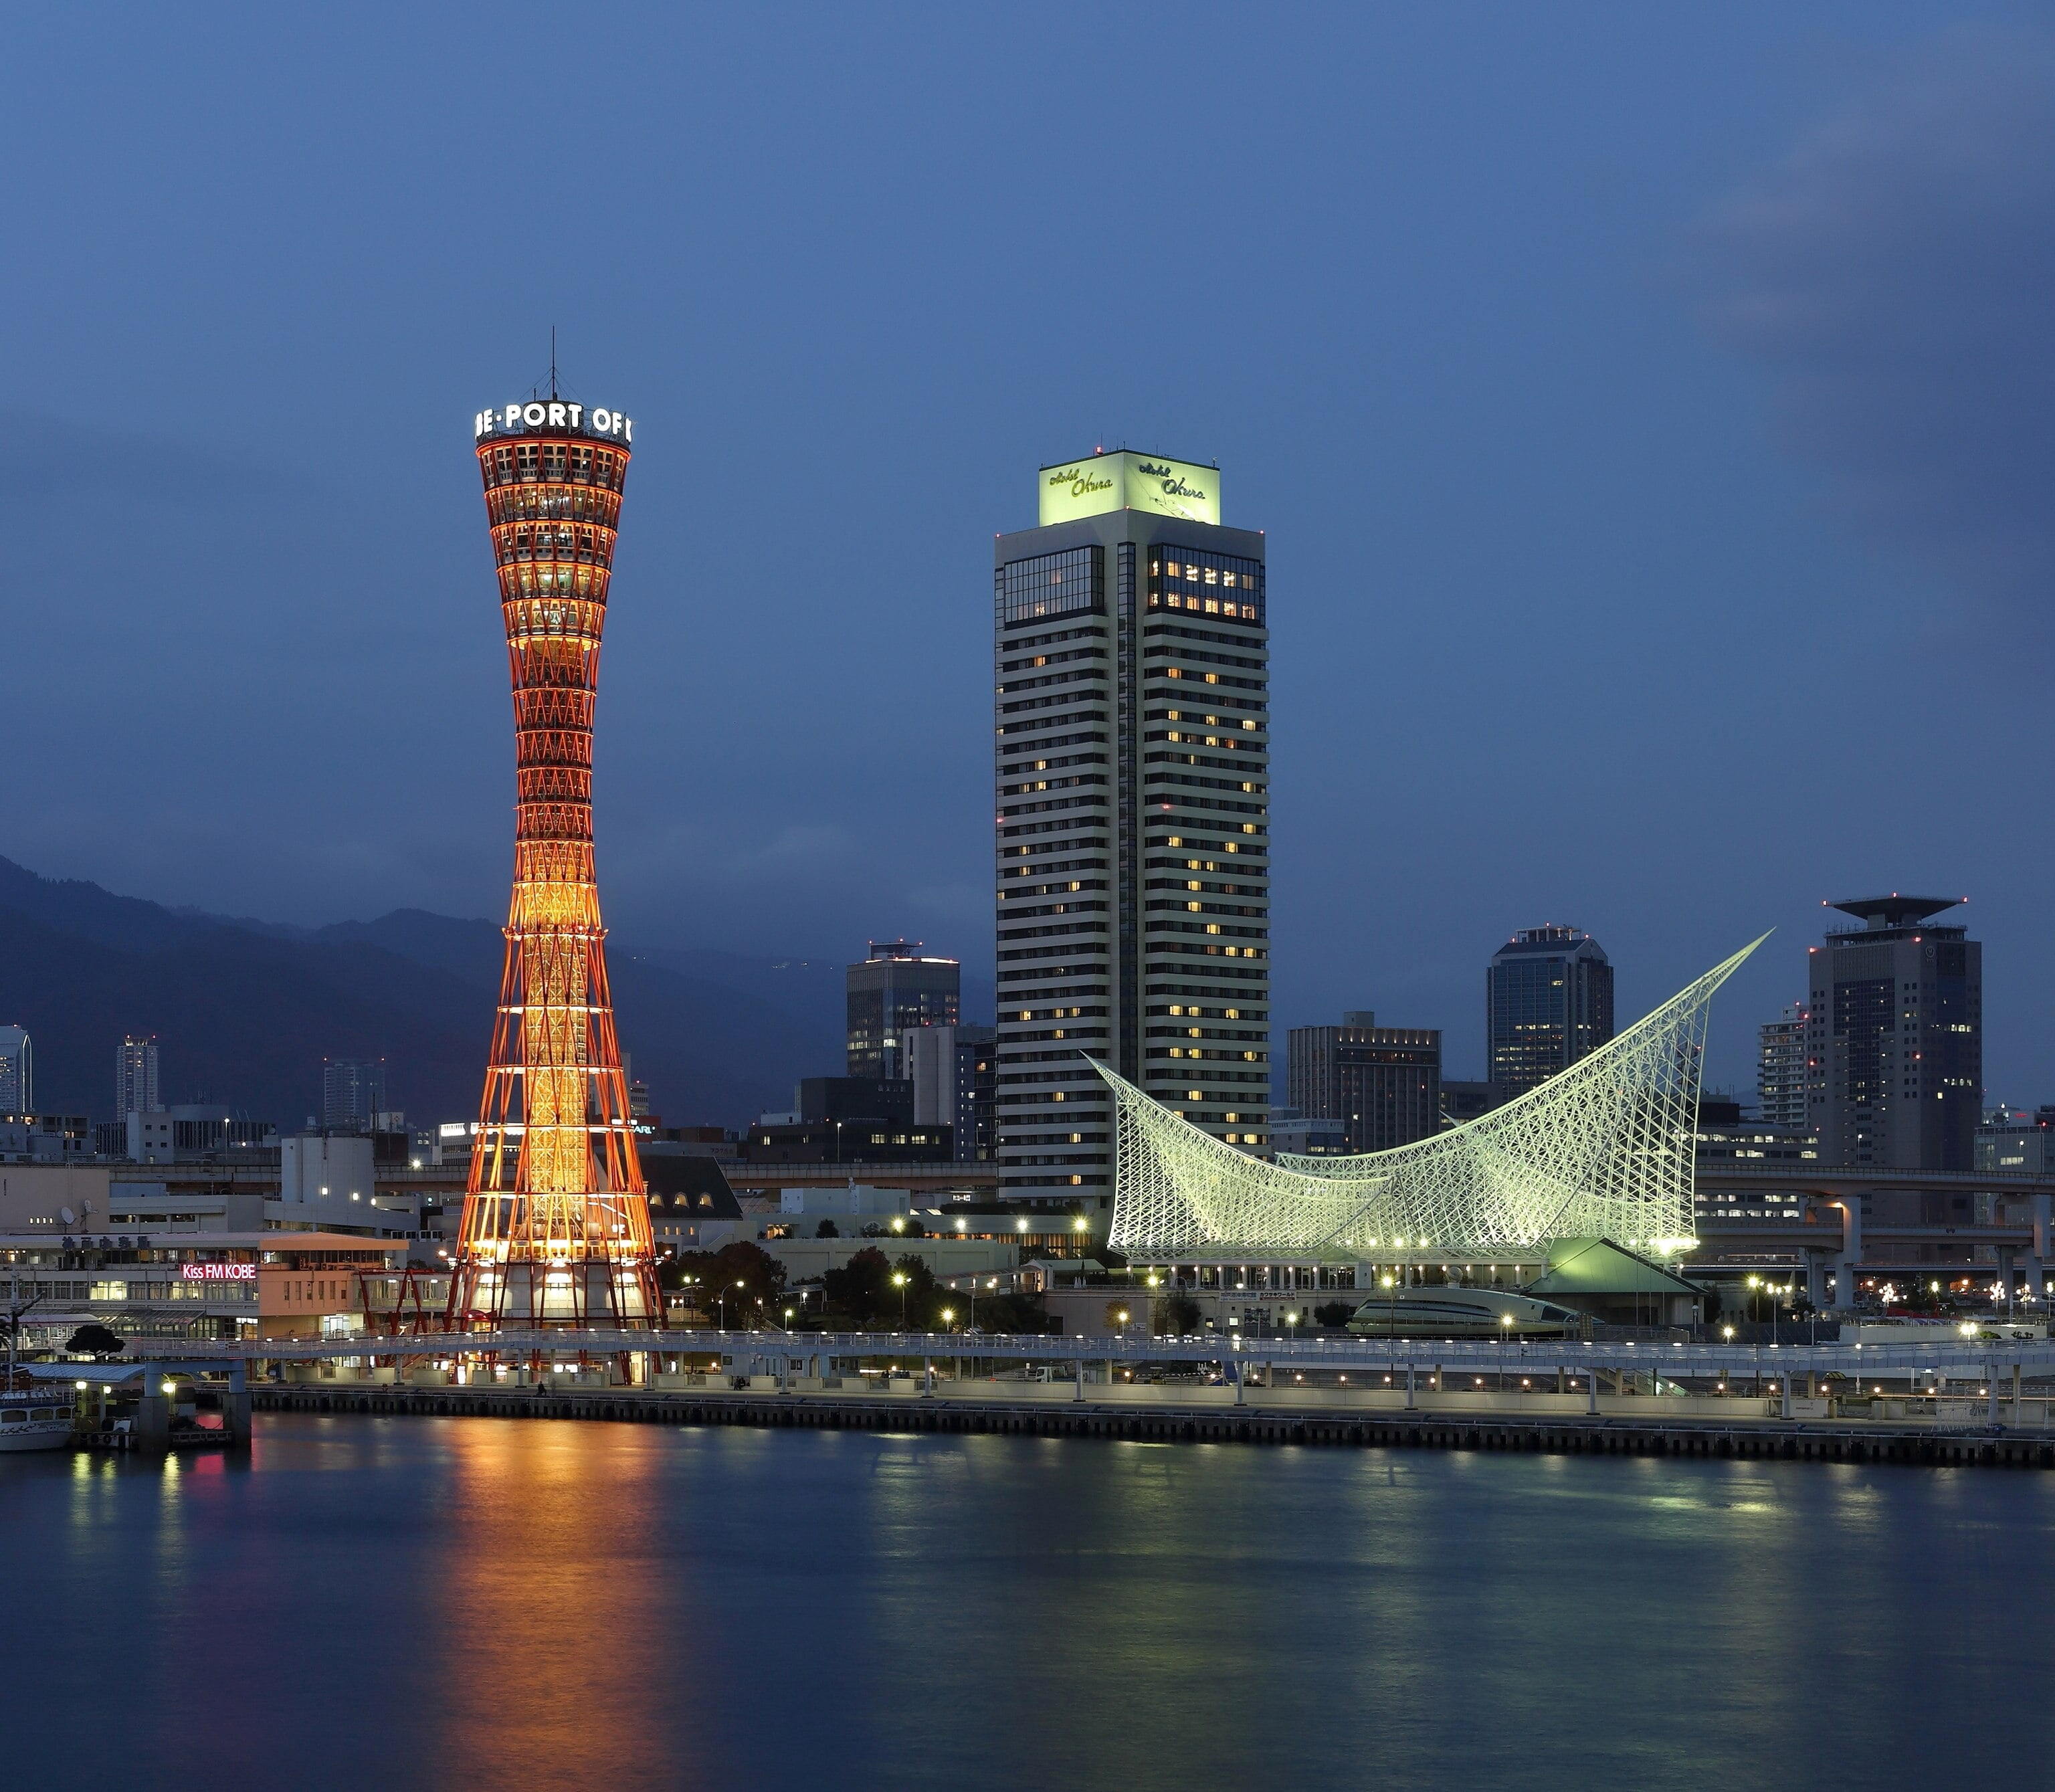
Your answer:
[1104,936,1765,1263]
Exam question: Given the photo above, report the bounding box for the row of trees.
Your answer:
[658,1241,1051,1333]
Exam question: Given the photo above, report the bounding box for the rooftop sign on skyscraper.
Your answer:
[1039,450,1221,526]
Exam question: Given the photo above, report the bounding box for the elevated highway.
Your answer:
[1695,1163,2055,1302]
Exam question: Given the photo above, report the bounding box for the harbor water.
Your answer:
[6,1413,2053,1789]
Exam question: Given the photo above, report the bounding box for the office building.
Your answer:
[1756,1003,1809,1131]
[1267,1106,1349,1156]
[797,1076,914,1126]
[1286,1011,1442,1153]
[0,1025,31,1115]
[1486,926,1613,1098]
[1977,1108,2055,1175]
[0,1113,88,1163]
[904,1023,998,1161]
[846,940,960,1079]
[0,1027,32,1110]
[738,1119,953,1165]
[116,1034,161,1118]
[322,1058,387,1133]
[1440,1080,1500,1127]
[994,450,1269,1207]
[1809,896,1981,1170]
[119,1105,276,1164]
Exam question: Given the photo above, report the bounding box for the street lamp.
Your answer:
[1499,1310,1513,1391]
[892,1270,909,1330]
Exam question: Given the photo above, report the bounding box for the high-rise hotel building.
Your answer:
[994,452,1269,1210]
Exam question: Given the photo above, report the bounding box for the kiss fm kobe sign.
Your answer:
[1038,450,1219,526]
[474,400,635,444]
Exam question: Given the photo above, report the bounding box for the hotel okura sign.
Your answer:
[1038,451,1221,526]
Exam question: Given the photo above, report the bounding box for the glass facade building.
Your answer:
[846,940,961,1080]
[994,452,1269,1209]
[321,1058,387,1133]
[1287,1012,1442,1153]
[117,1034,160,1118]
[1485,926,1613,1099]
[1808,896,1980,1170]
[0,1025,32,1115]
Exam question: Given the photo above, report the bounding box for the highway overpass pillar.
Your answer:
[1804,1252,1830,1312]
[2030,1195,2052,1304]
[1834,1197,1864,1309]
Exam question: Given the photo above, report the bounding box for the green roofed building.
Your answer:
[1522,1237,1706,1329]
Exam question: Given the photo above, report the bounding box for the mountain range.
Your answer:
[0,855,858,1128]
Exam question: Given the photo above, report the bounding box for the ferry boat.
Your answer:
[0,1378,74,1452]
[1,1277,76,1451]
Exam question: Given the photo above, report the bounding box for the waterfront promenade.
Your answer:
[104,1325,2055,1468]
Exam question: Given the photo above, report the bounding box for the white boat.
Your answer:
[0,1394,74,1453]
[1,1276,74,1451]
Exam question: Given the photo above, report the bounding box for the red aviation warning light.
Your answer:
[447,392,660,1330]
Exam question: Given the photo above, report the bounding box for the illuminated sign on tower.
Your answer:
[448,389,660,1329]
[1038,450,1221,526]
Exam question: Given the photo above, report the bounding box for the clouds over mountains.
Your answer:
[1695,29,2055,610]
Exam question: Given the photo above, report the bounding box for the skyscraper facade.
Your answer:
[1486,926,1613,1099]
[1808,896,1980,1170]
[994,451,1269,1208]
[322,1058,387,1133]
[904,1021,998,1161]
[0,1025,31,1114]
[846,940,961,1079]
[1756,1003,1809,1131]
[116,1034,161,1118]
[1286,1012,1442,1153]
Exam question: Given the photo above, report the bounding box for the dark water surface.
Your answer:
[7,1414,2054,1789]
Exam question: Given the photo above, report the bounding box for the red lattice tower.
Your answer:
[448,393,660,1330]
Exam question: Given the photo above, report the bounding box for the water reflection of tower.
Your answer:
[447,389,658,1329]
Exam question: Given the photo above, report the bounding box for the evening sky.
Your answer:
[3,5,2050,1093]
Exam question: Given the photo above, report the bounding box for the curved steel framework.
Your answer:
[448,413,659,1328]
[1105,937,1765,1263]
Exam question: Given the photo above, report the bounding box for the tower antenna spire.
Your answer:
[549,326,559,400]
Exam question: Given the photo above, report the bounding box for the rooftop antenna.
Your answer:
[549,326,559,400]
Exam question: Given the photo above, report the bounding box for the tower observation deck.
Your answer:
[448,394,658,1328]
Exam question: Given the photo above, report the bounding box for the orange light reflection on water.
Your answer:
[422,1419,694,1791]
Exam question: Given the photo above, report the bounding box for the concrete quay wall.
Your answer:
[248,1384,2055,1470]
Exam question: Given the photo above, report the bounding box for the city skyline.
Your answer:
[5,19,2050,1785]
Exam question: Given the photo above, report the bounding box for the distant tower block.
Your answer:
[448,391,658,1329]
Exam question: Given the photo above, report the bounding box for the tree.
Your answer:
[1312,1301,1355,1330]
[1154,1293,1203,1336]
[892,1254,949,1328]
[814,1219,840,1238]
[823,1246,894,1326]
[712,1240,787,1324]
[971,1289,1052,1334]
[67,1323,125,1358]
